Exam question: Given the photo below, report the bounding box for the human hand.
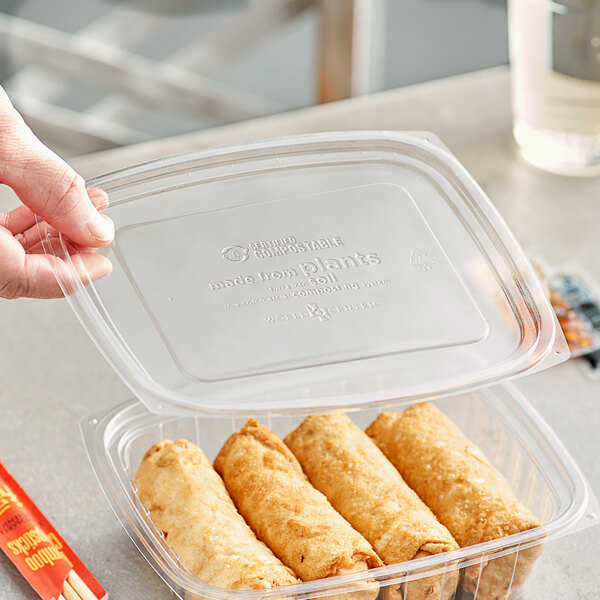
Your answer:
[0,86,114,299]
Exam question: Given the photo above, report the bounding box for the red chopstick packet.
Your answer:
[0,461,107,600]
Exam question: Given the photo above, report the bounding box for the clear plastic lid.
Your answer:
[43,131,568,415]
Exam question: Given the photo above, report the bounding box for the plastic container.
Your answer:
[82,384,598,600]
[40,131,599,599]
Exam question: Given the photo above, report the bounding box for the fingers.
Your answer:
[0,90,114,248]
[0,204,37,235]
[87,187,110,211]
[0,185,110,241]
[12,252,112,299]
[26,229,100,256]
[0,89,114,298]
[16,221,52,251]
[0,227,112,300]
[18,220,107,255]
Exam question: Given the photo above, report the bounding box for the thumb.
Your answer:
[0,87,114,247]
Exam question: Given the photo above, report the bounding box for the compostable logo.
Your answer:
[221,245,249,263]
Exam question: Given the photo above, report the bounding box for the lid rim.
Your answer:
[44,131,568,417]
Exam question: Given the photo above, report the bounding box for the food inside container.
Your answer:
[283,411,460,600]
[365,403,542,600]
[83,385,597,600]
[38,132,598,600]
[134,438,301,591]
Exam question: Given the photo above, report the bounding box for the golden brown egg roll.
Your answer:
[135,439,300,590]
[366,403,543,600]
[214,419,382,599]
[284,413,459,600]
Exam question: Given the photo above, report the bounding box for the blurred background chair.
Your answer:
[0,0,508,156]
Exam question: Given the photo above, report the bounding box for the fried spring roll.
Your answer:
[214,419,382,599]
[366,403,543,600]
[135,439,300,590]
[284,413,459,600]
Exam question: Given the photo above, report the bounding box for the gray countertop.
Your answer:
[1,66,599,600]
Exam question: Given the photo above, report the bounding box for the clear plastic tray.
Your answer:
[41,131,568,416]
[81,383,599,600]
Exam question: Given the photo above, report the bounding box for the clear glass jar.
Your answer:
[509,0,600,176]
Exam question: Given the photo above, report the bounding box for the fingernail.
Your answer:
[87,187,110,211]
[86,212,114,243]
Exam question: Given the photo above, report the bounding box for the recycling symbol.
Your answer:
[410,250,435,272]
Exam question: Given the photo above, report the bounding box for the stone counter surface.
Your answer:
[1,67,598,599]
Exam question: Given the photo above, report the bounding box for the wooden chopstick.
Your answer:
[62,570,98,600]
[62,580,80,600]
